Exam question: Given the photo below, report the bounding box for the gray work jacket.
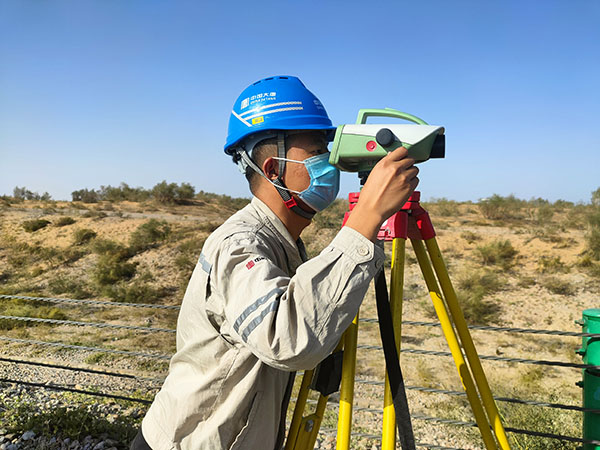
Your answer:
[141,197,384,449]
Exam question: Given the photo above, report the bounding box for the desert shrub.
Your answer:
[460,231,480,243]
[22,219,50,232]
[476,239,518,270]
[99,182,151,202]
[13,186,35,200]
[0,195,13,206]
[0,271,12,283]
[30,266,45,277]
[68,183,250,207]
[91,238,129,257]
[71,188,100,203]
[174,254,195,273]
[540,276,576,296]
[585,208,600,260]
[151,181,196,204]
[457,292,502,325]
[55,216,76,227]
[0,299,68,330]
[197,221,222,233]
[82,210,107,219]
[500,391,579,450]
[424,269,503,325]
[129,219,171,253]
[92,253,137,286]
[48,276,93,298]
[457,269,502,294]
[428,197,460,216]
[552,199,574,213]
[151,181,177,203]
[174,237,207,285]
[592,187,600,207]
[478,194,522,220]
[312,199,347,229]
[72,228,97,246]
[528,227,567,244]
[535,203,554,224]
[4,241,61,268]
[577,255,600,277]
[195,190,251,210]
[174,254,196,289]
[0,391,142,441]
[175,182,195,201]
[455,269,503,325]
[523,197,548,221]
[220,195,251,210]
[103,281,165,304]
[176,236,206,258]
[58,247,86,264]
[537,256,569,274]
[518,275,537,288]
[12,186,52,201]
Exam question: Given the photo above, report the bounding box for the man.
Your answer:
[134,75,418,449]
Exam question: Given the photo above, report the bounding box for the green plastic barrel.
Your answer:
[579,309,600,449]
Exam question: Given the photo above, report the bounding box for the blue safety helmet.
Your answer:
[224,75,336,155]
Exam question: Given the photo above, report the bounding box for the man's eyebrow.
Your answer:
[310,136,328,147]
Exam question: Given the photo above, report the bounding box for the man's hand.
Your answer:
[344,147,419,241]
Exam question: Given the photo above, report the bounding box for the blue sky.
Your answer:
[1,1,599,203]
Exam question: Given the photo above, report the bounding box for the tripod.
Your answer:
[285,191,512,450]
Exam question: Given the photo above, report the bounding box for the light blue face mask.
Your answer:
[273,153,340,212]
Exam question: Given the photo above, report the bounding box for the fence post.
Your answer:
[578,308,600,450]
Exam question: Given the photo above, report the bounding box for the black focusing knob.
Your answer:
[375,128,397,148]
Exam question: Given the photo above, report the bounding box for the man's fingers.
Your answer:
[405,166,419,181]
[386,146,409,161]
[397,158,418,172]
[411,176,420,189]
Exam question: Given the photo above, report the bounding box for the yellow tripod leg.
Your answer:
[287,338,345,450]
[285,369,314,450]
[305,394,329,448]
[424,238,511,450]
[381,238,405,450]
[336,313,359,450]
[412,239,498,450]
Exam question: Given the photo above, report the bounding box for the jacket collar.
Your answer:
[251,197,307,271]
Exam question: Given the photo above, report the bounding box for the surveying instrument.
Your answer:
[285,109,512,450]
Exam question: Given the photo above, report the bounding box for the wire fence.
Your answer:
[1,293,597,448]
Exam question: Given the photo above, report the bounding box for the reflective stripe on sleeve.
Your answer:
[240,298,280,342]
[233,287,284,335]
[198,253,212,274]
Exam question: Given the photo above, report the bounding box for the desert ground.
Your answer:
[1,192,599,449]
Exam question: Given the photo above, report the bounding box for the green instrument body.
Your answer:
[329,108,445,172]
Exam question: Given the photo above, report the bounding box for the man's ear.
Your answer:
[262,157,280,181]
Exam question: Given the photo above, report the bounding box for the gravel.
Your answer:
[0,351,153,450]
[0,430,122,450]
[0,349,481,449]
[0,427,121,450]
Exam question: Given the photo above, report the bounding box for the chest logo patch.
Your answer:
[246,256,265,270]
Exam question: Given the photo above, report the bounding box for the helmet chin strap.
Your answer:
[235,133,315,220]
[271,133,316,220]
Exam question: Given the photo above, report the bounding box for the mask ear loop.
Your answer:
[233,133,315,220]
[271,133,315,220]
